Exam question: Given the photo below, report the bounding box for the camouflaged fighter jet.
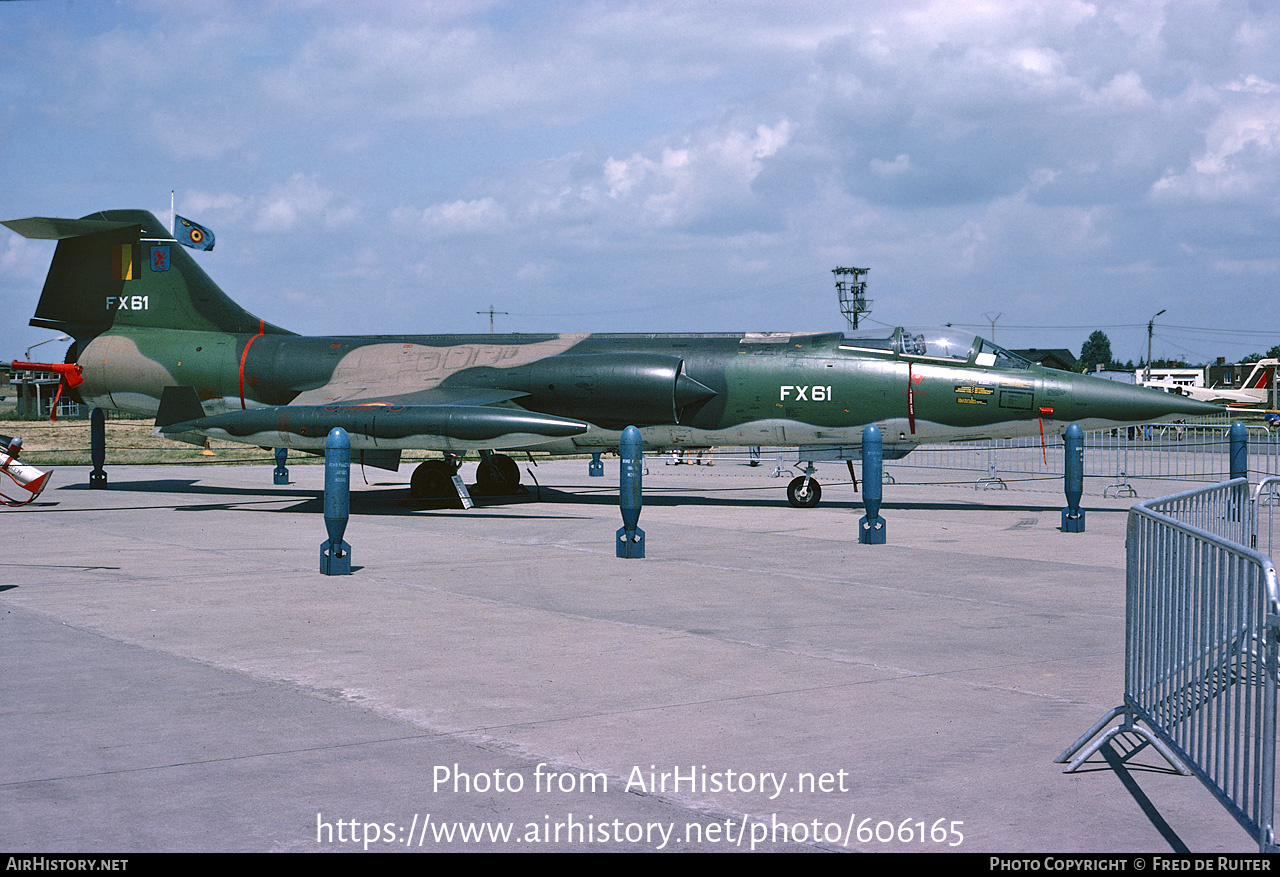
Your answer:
[5,209,1220,507]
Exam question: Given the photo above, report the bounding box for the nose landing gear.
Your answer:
[786,464,822,508]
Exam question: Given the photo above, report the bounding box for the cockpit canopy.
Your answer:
[840,327,1033,369]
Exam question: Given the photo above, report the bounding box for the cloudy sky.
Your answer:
[3,0,1279,368]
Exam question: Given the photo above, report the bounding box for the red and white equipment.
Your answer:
[0,437,51,507]
[9,360,83,422]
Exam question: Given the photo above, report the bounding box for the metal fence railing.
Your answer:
[1057,478,1280,852]
[14,417,1274,491]
[700,422,1278,493]
[1254,476,1280,561]
[900,424,1277,491]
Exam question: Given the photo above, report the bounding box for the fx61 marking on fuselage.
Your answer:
[780,386,833,402]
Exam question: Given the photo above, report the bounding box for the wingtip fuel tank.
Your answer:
[155,391,591,453]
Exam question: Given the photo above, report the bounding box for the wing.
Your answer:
[154,385,591,470]
[288,384,533,409]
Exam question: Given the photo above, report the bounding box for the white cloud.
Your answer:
[263,14,629,127]
[1092,71,1153,110]
[392,197,508,236]
[0,234,52,284]
[595,120,793,228]
[389,119,794,241]
[1226,74,1280,94]
[182,192,245,215]
[1013,47,1063,78]
[516,261,551,281]
[1151,87,1280,204]
[870,154,912,176]
[249,174,356,233]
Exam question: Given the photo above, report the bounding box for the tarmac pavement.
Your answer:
[0,456,1265,852]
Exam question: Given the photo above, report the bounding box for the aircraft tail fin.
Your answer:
[1247,363,1276,390]
[3,210,290,341]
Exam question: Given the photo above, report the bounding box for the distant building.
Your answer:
[1136,367,1204,392]
[1090,366,1136,384]
[1206,358,1247,389]
[1012,348,1078,371]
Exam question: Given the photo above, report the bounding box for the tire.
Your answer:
[410,460,455,498]
[476,454,521,495]
[787,475,822,508]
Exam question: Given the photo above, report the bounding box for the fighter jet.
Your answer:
[4,210,1219,507]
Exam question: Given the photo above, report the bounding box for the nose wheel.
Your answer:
[787,474,822,508]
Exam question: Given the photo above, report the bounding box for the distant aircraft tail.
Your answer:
[2,210,289,342]
[1247,363,1276,390]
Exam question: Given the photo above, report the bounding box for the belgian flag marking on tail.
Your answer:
[113,243,141,280]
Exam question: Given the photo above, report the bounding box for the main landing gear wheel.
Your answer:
[410,460,456,499]
[787,475,822,509]
[476,453,522,495]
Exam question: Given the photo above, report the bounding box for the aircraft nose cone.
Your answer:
[1066,374,1222,423]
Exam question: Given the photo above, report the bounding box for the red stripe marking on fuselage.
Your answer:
[907,363,916,434]
[239,319,266,410]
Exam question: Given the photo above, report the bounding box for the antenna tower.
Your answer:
[476,304,509,334]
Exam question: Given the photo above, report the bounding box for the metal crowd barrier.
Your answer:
[898,423,1277,490]
[1255,476,1280,561]
[703,423,1277,493]
[1057,478,1280,852]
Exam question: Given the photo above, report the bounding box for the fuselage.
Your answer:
[73,324,1219,456]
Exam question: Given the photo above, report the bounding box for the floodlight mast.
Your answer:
[834,266,870,330]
